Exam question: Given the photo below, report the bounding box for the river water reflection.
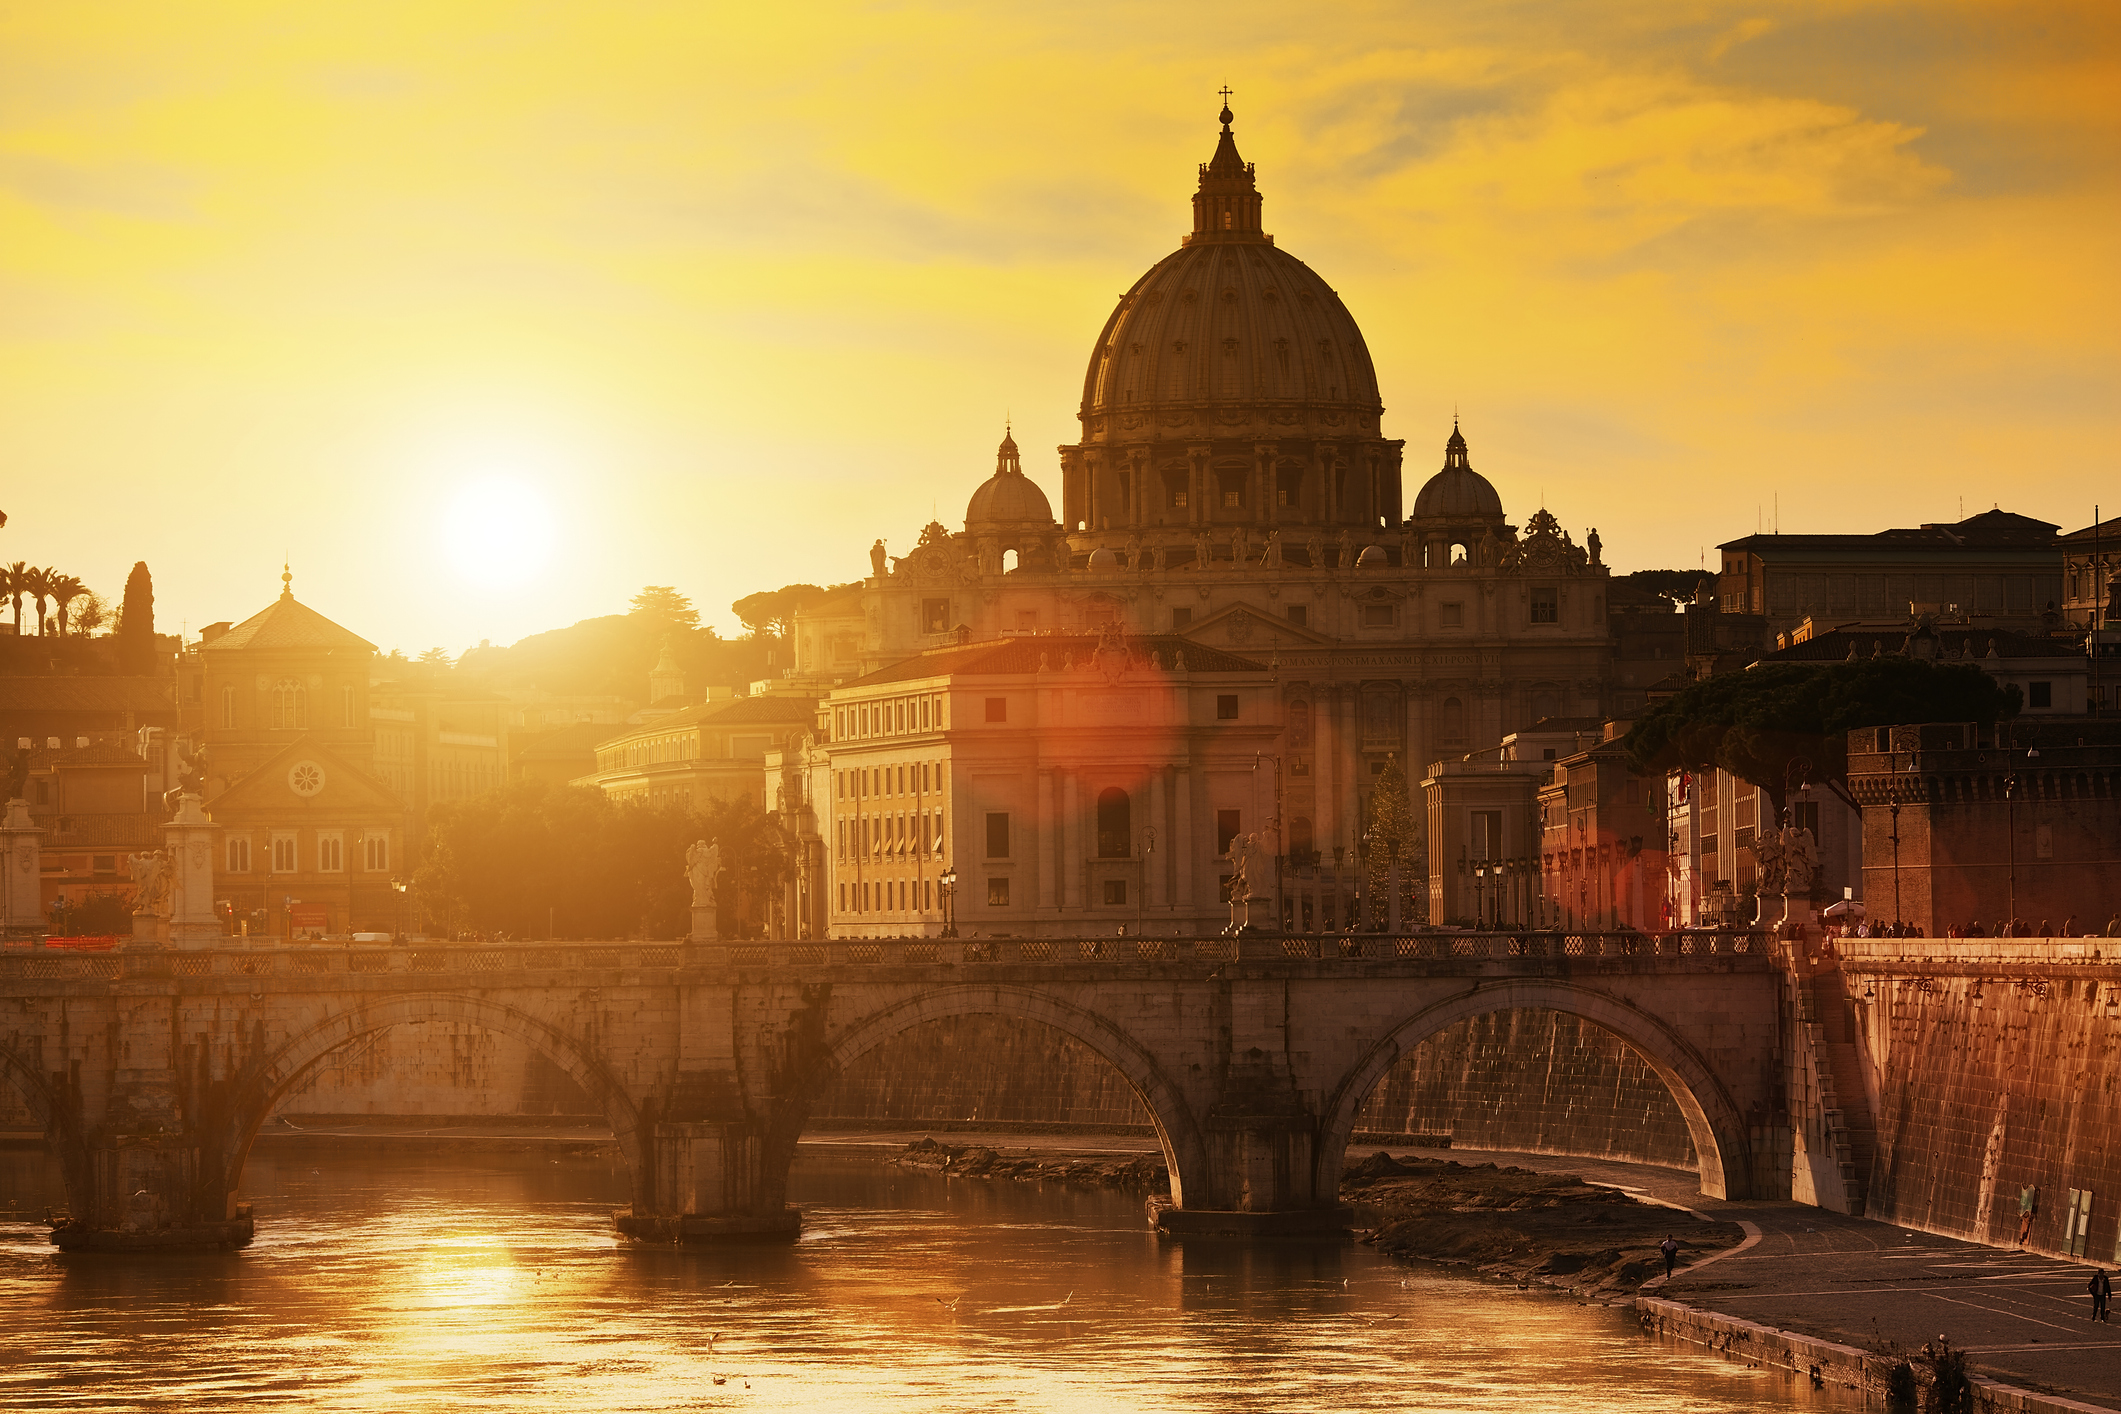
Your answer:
[1,1146,1852,1412]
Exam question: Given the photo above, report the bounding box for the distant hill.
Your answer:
[450,615,779,702]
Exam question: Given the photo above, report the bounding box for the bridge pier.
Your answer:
[613,1118,802,1243]
[49,1063,255,1252]
[1155,1104,1352,1241]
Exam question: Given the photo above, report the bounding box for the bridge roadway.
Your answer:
[0,931,1781,1249]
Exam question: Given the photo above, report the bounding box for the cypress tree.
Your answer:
[116,561,155,674]
[1361,754,1427,928]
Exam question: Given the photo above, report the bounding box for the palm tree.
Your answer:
[48,574,85,636]
[22,566,54,635]
[1,562,23,635]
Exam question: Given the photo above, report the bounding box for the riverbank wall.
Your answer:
[1638,1297,2115,1414]
[1838,939,2121,1262]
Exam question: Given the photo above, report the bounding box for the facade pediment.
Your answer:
[1185,603,1330,650]
[207,736,402,820]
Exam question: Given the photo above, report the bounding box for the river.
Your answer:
[0,1144,1853,1412]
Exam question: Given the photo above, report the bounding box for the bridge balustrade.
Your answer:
[0,933,1772,982]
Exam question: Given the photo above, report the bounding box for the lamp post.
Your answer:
[2003,773,2018,930]
[1888,799,1903,930]
[938,867,957,938]
[1138,826,1155,936]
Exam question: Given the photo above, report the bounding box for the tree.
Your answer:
[415,779,790,940]
[629,585,700,632]
[115,562,156,672]
[1,561,24,634]
[1623,657,2019,818]
[70,589,109,636]
[21,566,53,635]
[417,646,454,670]
[1361,753,1427,927]
[48,573,85,635]
[731,583,824,640]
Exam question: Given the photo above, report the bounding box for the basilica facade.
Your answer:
[788,104,1618,937]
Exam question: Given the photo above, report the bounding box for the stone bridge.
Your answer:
[0,931,1785,1247]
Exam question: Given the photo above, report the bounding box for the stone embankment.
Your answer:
[1338,1151,1747,1297]
[892,1137,1170,1193]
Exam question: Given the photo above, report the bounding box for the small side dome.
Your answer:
[966,427,1055,529]
[1086,546,1121,571]
[1411,422,1504,521]
[1354,544,1388,567]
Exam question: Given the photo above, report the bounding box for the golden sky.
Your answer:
[3,1,2116,653]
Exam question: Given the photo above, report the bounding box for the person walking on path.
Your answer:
[1660,1235,1680,1279]
[2093,1268,2113,1322]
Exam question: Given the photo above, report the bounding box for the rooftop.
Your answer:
[1718,509,2062,555]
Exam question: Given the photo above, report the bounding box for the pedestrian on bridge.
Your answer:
[1660,1235,1680,1279]
[2092,1268,2112,1323]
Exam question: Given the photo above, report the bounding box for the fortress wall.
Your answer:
[1864,971,2121,1258]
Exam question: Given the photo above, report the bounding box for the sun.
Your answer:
[439,475,559,589]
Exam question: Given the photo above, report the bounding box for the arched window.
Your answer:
[1097,787,1131,858]
[1291,816,1315,856]
[1450,542,1469,565]
[272,677,307,730]
[1441,696,1467,746]
[1287,699,1312,750]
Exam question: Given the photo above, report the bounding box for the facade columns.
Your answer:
[1037,770,1056,910]
[1316,685,1338,858]
[1187,444,1212,528]
[1174,765,1194,910]
[1061,771,1081,909]
[1148,768,1168,910]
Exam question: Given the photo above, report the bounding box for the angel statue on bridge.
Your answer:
[127,849,174,917]
[686,840,723,909]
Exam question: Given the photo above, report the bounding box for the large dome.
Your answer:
[1412,424,1504,521]
[1076,105,1382,441]
[966,430,1054,529]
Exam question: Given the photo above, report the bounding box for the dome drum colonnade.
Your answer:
[1062,102,1404,545]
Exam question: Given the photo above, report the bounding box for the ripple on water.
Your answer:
[0,1146,1852,1413]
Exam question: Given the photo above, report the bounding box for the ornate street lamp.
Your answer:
[938,867,957,938]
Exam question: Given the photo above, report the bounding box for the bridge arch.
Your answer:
[782,984,1208,1207]
[223,993,645,1199]
[1317,980,1753,1201]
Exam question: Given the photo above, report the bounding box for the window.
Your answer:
[1360,604,1395,628]
[1222,487,1242,508]
[1441,697,1467,746]
[271,677,308,730]
[1169,484,1188,510]
[1286,604,1306,628]
[1216,809,1242,856]
[317,833,343,872]
[985,697,1007,722]
[1531,588,1559,624]
[1103,879,1128,905]
[91,853,117,876]
[1172,607,1192,630]
[226,837,250,872]
[1097,787,1131,858]
[1441,602,1463,628]
[1216,694,1239,720]
[363,833,390,872]
[2031,681,2053,708]
[1473,810,1502,860]
[985,812,1011,858]
[341,685,356,727]
[922,598,950,633]
[222,686,236,729]
[987,877,1010,907]
[271,835,297,873]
